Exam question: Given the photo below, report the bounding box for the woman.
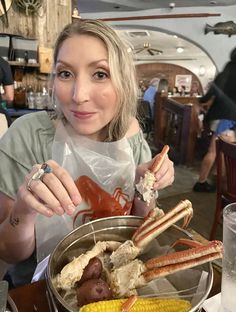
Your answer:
[0,20,174,287]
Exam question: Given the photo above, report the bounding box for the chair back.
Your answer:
[216,136,236,202]
[210,136,236,239]
[137,99,152,120]
[153,95,192,164]
[137,99,152,136]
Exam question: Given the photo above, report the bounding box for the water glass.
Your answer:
[221,202,236,312]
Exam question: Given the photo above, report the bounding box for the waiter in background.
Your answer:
[0,56,14,105]
[0,56,14,135]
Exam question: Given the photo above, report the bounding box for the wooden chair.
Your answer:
[137,99,153,139]
[210,136,236,240]
[153,95,193,164]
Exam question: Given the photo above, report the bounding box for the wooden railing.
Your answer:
[153,95,200,165]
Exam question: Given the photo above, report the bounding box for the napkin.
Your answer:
[202,293,222,312]
[31,255,50,282]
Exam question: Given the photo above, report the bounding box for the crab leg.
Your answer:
[132,200,193,248]
[122,295,138,312]
[110,240,223,298]
[111,200,193,268]
[150,145,170,173]
[171,238,204,249]
[143,240,223,282]
[132,207,165,241]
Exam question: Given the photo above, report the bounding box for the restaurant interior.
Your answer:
[0,0,236,311]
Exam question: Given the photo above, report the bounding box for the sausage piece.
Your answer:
[76,278,112,306]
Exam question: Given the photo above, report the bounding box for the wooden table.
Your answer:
[9,280,50,312]
[9,270,221,312]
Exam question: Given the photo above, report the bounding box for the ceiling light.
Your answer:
[176,47,184,53]
[199,65,206,76]
[169,2,175,8]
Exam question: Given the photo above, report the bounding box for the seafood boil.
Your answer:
[54,199,223,309]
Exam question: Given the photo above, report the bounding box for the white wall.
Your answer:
[83,5,236,72]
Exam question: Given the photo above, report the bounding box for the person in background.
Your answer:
[193,48,236,192]
[171,86,180,96]
[179,85,186,96]
[138,80,147,97]
[0,19,174,287]
[143,77,160,119]
[0,56,14,105]
[190,82,201,97]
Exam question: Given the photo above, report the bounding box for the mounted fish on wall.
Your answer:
[205,21,236,37]
[0,0,13,27]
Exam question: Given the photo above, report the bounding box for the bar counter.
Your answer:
[6,108,52,118]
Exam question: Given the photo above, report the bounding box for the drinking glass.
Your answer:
[221,202,236,312]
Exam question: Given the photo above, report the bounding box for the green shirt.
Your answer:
[0,111,151,199]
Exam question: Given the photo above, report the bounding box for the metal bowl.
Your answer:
[47,216,213,312]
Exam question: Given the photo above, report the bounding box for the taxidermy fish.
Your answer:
[205,21,236,37]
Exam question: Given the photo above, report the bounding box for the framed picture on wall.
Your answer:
[175,75,192,92]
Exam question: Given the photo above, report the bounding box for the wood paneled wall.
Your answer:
[136,63,203,94]
[0,1,71,89]
[0,0,71,47]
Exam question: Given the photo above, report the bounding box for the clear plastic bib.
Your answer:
[35,120,135,261]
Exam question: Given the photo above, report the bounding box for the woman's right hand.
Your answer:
[16,160,82,217]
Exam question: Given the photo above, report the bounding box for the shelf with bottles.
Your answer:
[13,81,51,111]
[8,61,40,68]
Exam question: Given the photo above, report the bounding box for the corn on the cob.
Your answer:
[79,297,191,312]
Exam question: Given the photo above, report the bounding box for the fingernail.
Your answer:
[47,209,54,217]
[55,206,64,215]
[72,194,82,205]
[67,204,75,215]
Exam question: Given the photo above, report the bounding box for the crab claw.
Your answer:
[110,240,223,298]
[132,200,193,249]
[143,240,223,282]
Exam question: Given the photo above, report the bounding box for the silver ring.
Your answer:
[27,163,53,191]
[41,163,53,174]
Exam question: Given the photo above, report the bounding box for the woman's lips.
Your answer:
[71,111,95,119]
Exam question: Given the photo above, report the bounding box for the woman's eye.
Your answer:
[94,71,108,80]
[56,70,73,79]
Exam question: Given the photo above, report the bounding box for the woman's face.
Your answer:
[54,34,117,141]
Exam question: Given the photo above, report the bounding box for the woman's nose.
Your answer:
[72,78,90,104]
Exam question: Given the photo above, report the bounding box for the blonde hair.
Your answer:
[51,19,138,141]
